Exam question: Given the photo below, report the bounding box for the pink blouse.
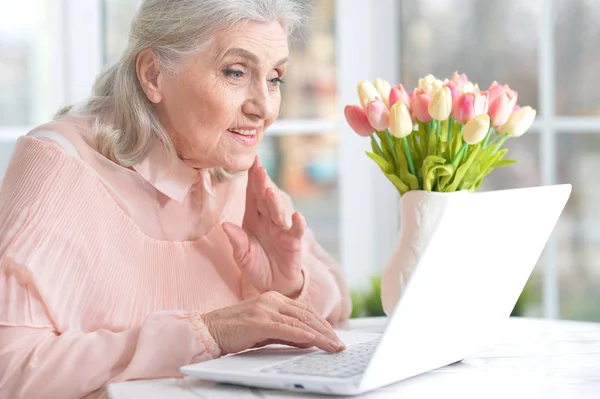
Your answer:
[0,115,351,399]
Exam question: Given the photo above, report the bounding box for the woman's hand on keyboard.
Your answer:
[201,291,346,356]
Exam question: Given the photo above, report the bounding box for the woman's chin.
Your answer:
[224,154,256,173]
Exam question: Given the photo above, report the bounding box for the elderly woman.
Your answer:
[0,1,352,397]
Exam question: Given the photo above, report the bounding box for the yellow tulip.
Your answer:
[389,102,413,138]
[418,74,437,89]
[373,78,392,108]
[501,106,536,137]
[462,113,490,144]
[461,81,478,94]
[357,80,381,108]
[428,87,452,121]
[418,74,443,97]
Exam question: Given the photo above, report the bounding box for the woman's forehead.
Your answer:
[209,21,289,62]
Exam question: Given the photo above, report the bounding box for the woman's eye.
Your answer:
[269,77,285,86]
[223,69,244,79]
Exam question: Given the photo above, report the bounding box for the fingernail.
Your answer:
[330,339,343,350]
[337,340,346,350]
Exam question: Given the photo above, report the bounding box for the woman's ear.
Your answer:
[136,48,163,104]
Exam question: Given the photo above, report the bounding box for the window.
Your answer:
[553,0,600,320]
[1,0,599,321]
[0,1,64,171]
[398,0,600,321]
[0,1,62,126]
[399,0,546,317]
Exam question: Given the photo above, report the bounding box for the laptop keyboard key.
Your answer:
[260,338,380,379]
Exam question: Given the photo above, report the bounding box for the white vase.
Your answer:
[380,189,470,316]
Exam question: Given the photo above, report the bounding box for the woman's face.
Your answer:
[144,21,289,173]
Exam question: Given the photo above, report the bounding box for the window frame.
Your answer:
[1,0,598,319]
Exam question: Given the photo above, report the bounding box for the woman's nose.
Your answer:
[242,82,274,120]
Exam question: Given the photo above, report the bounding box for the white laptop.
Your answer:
[180,184,572,396]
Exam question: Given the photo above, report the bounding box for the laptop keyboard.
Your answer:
[260,338,380,378]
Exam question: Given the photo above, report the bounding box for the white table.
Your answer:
[107,317,600,399]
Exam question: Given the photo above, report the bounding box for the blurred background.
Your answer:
[0,0,598,321]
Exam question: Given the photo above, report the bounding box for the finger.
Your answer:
[277,315,343,353]
[252,340,314,350]
[222,222,252,267]
[281,297,340,344]
[265,187,288,228]
[279,301,340,344]
[244,158,260,213]
[252,155,260,169]
[250,164,271,218]
[263,322,316,346]
[266,292,343,349]
[288,212,307,239]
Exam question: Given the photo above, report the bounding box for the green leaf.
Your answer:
[418,122,429,157]
[423,155,446,164]
[370,135,384,158]
[493,159,517,168]
[451,130,463,161]
[395,139,420,190]
[444,146,481,192]
[408,133,422,168]
[386,173,410,195]
[427,124,437,157]
[367,151,413,194]
[421,155,448,192]
[424,164,453,192]
[439,166,457,190]
[384,130,400,168]
[376,130,395,170]
[472,149,510,189]
[366,151,392,173]
[439,119,449,143]
[460,163,482,191]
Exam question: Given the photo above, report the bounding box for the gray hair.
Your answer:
[59,0,308,178]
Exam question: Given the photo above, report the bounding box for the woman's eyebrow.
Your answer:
[222,47,288,67]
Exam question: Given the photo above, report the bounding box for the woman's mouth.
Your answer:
[227,128,258,146]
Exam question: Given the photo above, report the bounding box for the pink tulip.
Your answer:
[344,105,375,137]
[487,82,518,127]
[451,71,469,88]
[410,88,432,123]
[452,91,488,124]
[444,81,459,104]
[479,91,489,114]
[453,93,475,124]
[366,100,390,131]
[389,84,410,109]
[487,81,504,101]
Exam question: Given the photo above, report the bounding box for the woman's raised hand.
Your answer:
[222,156,306,298]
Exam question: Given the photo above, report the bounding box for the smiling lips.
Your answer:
[228,127,259,146]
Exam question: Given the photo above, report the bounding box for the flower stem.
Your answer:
[448,118,454,142]
[493,133,510,153]
[452,142,468,166]
[370,135,384,157]
[402,137,416,176]
[482,126,494,149]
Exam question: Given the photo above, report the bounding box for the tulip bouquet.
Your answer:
[344,72,536,195]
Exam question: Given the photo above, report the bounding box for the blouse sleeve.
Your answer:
[0,138,221,399]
